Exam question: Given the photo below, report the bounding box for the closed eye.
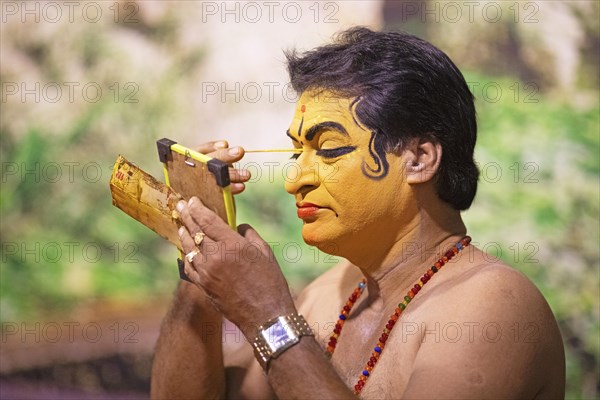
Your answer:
[316,146,356,158]
[290,152,301,160]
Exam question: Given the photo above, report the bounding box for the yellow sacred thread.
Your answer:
[245,149,303,154]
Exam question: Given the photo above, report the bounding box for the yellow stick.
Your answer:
[245,149,302,153]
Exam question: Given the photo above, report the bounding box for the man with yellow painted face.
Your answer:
[151,27,565,399]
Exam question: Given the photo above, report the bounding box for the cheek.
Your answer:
[330,173,390,226]
[338,159,408,221]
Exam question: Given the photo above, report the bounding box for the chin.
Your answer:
[301,225,346,256]
[300,227,323,247]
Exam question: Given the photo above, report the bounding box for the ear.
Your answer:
[403,138,442,184]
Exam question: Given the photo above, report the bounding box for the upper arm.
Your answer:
[222,319,274,400]
[401,265,565,399]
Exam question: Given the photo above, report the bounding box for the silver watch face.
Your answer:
[262,318,297,353]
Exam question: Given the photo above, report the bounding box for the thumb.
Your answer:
[238,223,275,260]
[238,223,268,245]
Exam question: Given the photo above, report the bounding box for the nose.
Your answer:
[284,152,320,196]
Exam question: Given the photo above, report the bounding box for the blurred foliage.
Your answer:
[462,72,599,399]
[1,4,598,399]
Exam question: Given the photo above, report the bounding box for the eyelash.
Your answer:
[288,143,356,160]
[316,146,356,158]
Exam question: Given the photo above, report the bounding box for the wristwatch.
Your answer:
[251,313,314,371]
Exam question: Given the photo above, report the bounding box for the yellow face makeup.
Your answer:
[284,90,419,263]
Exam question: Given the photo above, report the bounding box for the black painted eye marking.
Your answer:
[361,131,389,180]
[316,146,356,158]
[349,97,367,130]
[290,153,301,160]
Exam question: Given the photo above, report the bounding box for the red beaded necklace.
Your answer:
[326,236,471,395]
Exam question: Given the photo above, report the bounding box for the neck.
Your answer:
[347,199,467,310]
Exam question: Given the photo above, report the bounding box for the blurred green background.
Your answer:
[1,1,598,399]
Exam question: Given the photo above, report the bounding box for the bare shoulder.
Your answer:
[436,250,559,329]
[401,248,566,399]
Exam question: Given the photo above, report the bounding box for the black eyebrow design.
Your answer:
[305,121,349,141]
[316,146,356,158]
[286,129,299,143]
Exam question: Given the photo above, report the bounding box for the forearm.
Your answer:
[266,336,355,399]
[151,281,225,400]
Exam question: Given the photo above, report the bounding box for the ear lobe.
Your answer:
[404,140,442,184]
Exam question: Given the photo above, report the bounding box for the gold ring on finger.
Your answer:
[185,249,200,263]
[194,232,206,246]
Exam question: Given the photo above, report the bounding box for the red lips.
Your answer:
[296,202,322,219]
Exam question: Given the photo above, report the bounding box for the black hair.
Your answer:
[285,27,479,210]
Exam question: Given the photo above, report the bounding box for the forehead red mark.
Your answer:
[300,104,306,113]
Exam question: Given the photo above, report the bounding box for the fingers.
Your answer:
[229,167,250,183]
[177,197,212,281]
[208,146,245,164]
[230,182,246,195]
[229,167,251,194]
[195,141,243,163]
[178,226,202,283]
[177,199,203,239]
[194,141,251,192]
[195,140,228,154]
[184,197,238,242]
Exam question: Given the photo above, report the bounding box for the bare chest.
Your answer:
[307,303,424,398]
